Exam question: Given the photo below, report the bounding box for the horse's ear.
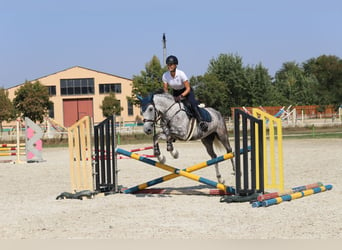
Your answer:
[147,94,153,102]
[136,95,143,101]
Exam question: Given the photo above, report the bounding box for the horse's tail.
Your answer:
[213,136,226,154]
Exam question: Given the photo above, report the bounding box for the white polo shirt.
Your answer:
[162,69,188,90]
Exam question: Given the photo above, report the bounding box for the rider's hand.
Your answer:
[174,95,183,102]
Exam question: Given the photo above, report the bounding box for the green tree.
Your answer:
[198,53,278,115]
[100,92,123,117]
[192,74,229,116]
[13,81,51,123]
[274,62,301,105]
[244,63,275,106]
[274,62,319,106]
[206,53,247,108]
[131,55,166,105]
[303,55,342,107]
[0,88,16,132]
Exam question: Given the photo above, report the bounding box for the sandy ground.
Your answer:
[0,138,341,239]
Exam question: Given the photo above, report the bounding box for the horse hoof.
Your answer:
[171,150,179,159]
[217,178,225,184]
[158,155,166,164]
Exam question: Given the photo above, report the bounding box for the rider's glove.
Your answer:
[174,95,183,102]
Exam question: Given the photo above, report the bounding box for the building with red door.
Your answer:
[6,66,141,127]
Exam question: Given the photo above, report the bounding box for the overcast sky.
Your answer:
[1,0,341,88]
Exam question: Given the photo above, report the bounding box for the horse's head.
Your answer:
[137,94,156,135]
[138,92,177,135]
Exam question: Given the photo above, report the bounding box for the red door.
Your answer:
[63,98,93,127]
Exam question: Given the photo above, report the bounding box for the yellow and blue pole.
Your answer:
[124,152,235,194]
[123,146,250,194]
[115,148,236,194]
[252,184,332,208]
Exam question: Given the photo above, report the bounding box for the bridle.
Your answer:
[142,103,160,124]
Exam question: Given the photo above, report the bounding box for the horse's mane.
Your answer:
[155,93,174,101]
[139,91,174,112]
[152,89,174,102]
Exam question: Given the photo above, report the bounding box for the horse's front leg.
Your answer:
[153,133,161,156]
[166,139,173,151]
[153,133,166,164]
[167,137,179,159]
[159,132,179,159]
[160,121,179,159]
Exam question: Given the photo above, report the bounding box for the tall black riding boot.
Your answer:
[193,107,208,132]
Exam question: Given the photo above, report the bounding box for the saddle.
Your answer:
[181,100,212,122]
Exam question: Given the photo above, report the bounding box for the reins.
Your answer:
[161,102,185,126]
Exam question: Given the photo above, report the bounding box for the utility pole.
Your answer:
[162,33,167,66]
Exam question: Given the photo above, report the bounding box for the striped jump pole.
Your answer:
[117,154,155,160]
[93,146,155,160]
[256,182,323,202]
[251,182,323,207]
[123,147,250,194]
[132,188,229,195]
[117,146,155,159]
[122,152,235,194]
[0,146,25,151]
[0,144,25,163]
[129,146,153,152]
[0,119,26,164]
[252,184,333,208]
[0,143,26,147]
[115,148,236,194]
[0,151,26,156]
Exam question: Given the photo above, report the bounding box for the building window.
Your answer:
[127,100,133,116]
[99,83,121,94]
[47,86,56,96]
[60,78,94,95]
[48,102,54,118]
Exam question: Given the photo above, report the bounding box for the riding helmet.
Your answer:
[166,55,178,65]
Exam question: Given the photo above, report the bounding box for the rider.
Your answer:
[162,55,208,132]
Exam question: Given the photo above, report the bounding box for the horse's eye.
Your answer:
[149,107,153,112]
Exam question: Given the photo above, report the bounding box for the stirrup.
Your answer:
[199,121,208,132]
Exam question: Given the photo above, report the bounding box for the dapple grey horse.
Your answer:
[138,92,235,184]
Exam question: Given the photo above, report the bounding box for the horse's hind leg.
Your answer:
[216,129,236,174]
[201,134,225,184]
